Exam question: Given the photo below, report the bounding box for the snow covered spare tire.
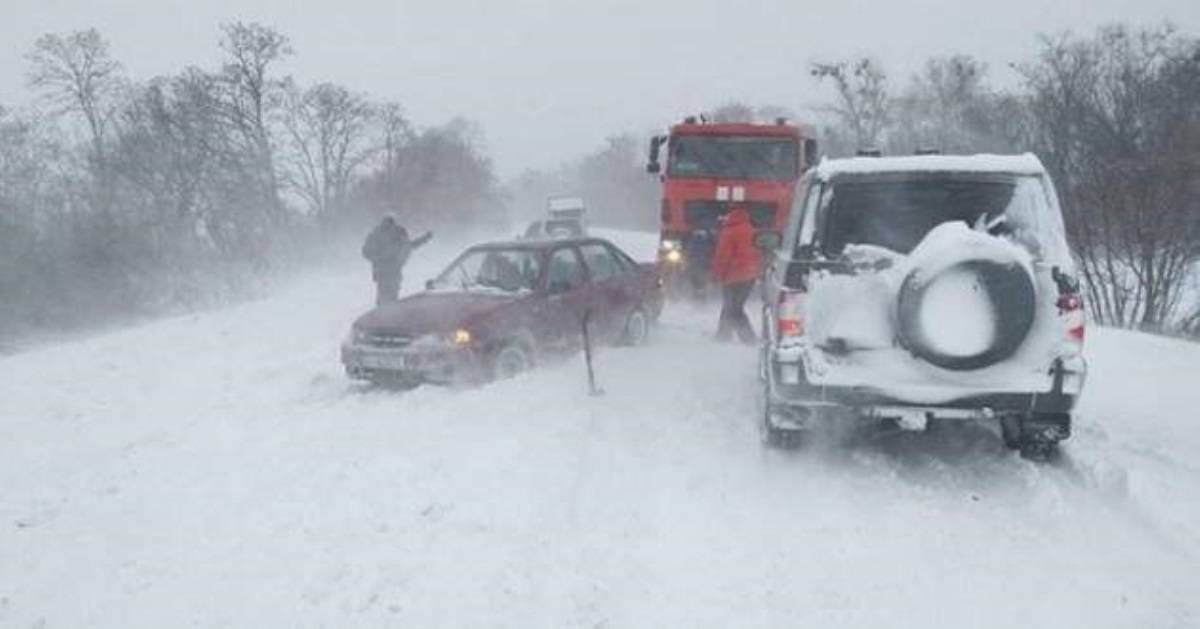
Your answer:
[895,223,1037,372]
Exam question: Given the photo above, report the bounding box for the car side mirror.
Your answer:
[753,231,782,251]
[646,162,661,174]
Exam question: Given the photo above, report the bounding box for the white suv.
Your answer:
[757,154,1087,458]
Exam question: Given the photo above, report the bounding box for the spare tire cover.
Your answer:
[895,225,1037,371]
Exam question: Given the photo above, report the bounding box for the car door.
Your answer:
[543,245,593,350]
[579,242,637,341]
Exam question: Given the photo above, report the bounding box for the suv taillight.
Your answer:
[777,290,806,338]
[1057,293,1085,346]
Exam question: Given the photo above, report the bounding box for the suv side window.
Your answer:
[797,180,822,247]
[580,243,620,282]
[547,247,587,292]
[782,178,810,252]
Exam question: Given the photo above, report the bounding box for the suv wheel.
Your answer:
[1002,412,1070,460]
[759,379,805,449]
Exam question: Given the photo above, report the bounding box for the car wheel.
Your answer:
[490,343,533,381]
[618,306,650,346]
[896,258,1037,371]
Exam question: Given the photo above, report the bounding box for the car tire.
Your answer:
[896,258,1037,371]
[618,306,650,346]
[490,342,534,381]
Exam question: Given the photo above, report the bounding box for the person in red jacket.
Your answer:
[710,206,762,343]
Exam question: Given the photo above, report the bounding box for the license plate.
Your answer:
[358,353,408,370]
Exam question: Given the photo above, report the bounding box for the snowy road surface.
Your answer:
[1,230,1198,628]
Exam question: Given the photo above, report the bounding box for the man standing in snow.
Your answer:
[362,214,432,305]
[710,206,762,343]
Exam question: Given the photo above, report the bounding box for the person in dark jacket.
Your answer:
[362,214,432,305]
[710,206,762,343]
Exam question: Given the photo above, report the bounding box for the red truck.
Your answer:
[646,117,818,294]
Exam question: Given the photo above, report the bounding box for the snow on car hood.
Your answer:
[354,291,516,335]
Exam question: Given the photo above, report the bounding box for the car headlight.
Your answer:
[660,239,682,252]
[664,249,684,264]
[452,329,472,346]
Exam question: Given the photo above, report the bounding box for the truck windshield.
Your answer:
[820,174,1060,259]
[668,136,797,180]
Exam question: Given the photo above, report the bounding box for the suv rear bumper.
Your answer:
[766,353,1085,418]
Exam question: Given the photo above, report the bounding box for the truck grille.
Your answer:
[683,201,777,229]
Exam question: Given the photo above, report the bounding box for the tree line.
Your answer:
[0,23,504,347]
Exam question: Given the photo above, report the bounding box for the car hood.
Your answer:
[353,291,518,335]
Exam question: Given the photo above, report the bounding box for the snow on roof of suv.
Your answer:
[814,153,1047,179]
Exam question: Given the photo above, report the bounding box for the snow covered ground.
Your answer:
[1,229,1198,628]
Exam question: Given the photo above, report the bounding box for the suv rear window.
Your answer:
[819,173,1055,258]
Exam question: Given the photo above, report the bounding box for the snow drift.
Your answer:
[0,229,1197,628]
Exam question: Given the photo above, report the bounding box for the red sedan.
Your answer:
[341,237,664,388]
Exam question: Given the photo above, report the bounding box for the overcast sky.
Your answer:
[2,0,1197,178]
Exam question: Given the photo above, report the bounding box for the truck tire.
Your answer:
[896,258,1036,371]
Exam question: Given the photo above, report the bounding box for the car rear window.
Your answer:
[819,173,1059,259]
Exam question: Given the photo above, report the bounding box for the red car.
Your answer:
[341,237,664,388]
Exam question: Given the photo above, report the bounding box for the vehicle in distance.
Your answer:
[757,153,1087,458]
[521,196,589,240]
[342,237,663,388]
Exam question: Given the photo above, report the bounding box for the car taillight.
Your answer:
[1057,293,1085,345]
[777,290,806,337]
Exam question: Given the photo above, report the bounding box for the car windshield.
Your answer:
[819,174,1061,259]
[430,248,543,293]
[668,135,797,179]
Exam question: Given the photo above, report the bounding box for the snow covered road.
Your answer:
[1,230,1198,628]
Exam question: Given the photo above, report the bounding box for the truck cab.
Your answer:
[647,117,817,295]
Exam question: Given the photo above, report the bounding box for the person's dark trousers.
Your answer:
[717,281,756,343]
[375,273,401,305]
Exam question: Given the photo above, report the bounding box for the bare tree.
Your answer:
[811,58,890,150]
[282,82,377,220]
[25,28,124,164]
[217,22,293,227]
[891,55,1018,154]
[1020,25,1200,330]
